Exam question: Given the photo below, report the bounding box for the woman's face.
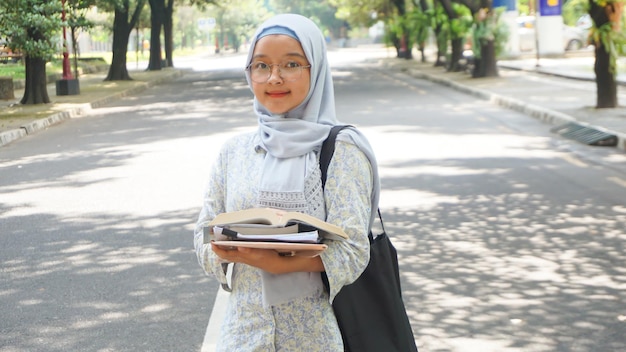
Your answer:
[250,34,311,114]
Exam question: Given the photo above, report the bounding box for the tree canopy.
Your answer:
[0,0,63,60]
[0,0,64,104]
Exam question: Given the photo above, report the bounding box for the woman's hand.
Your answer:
[211,242,324,274]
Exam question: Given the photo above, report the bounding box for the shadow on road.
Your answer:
[381,144,625,352]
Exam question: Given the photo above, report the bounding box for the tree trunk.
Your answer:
[419,46,426,63]
[473,40,498,77]
[20,56,50,105]
[389,0,411,59]
[589,0,619,108]
[594,44,617,108]
[71,26,80,78]
[147,0,165,71]
[418,0,428,63]
[447,38,464,72]
[163,0,174,67]
[105,8,133,81]
[390,35,402,59]
[433,25,446,67]
[439,0,462,70]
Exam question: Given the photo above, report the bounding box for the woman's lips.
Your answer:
[266,91,289,98]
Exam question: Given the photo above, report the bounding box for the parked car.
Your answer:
[517,16,588,52]
[576,14,592,30]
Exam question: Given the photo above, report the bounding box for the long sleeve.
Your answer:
[193,143,228,285]
[320,141,373,302]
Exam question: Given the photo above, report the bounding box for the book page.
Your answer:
[226,223,299,235]
[213,226,320,243]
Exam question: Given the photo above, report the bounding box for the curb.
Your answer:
[408,69,576,126]
[0,69,184,148]
[394,65,626,152]
[498,64,626,87]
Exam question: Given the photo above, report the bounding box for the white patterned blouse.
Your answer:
[194,131,372,352]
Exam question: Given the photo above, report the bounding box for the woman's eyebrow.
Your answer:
[252,53,307,60]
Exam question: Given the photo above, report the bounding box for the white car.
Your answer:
[517,16,588,51]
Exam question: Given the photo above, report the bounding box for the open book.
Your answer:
[204,207,348,244]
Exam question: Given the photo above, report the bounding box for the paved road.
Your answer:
[0,69,250,352]
[2,50,625,352]
[360,65,626,351]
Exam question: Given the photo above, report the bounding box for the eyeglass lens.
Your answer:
[249,62,307,83]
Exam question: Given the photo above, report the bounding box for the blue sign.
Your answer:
[539,0,562,16]
[493,0,516,11]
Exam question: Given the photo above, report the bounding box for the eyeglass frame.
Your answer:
[245,61,312,83]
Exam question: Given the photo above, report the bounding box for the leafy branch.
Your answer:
[471,7,508,59]
[589,0,625,75]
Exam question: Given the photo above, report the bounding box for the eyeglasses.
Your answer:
[246,61,311,83]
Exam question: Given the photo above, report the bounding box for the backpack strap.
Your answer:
[319,125,351,294]
[319,125,386,296]
[319,125,385,239]
[320,125,352,189]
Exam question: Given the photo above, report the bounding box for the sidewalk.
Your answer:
[380,54,626,151]
[0,67,184,147]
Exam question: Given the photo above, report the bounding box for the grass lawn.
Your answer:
[0,63,25,79]
[0,61,65,80]
[0,47,211,80]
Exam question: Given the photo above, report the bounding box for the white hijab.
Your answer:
[245,14,381,306]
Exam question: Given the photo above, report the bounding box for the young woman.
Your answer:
[194,14,380,351]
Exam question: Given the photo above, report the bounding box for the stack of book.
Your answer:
[205,208,348,257]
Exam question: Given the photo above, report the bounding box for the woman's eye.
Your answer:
[254,62,269,70]
[283,61,301,69]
